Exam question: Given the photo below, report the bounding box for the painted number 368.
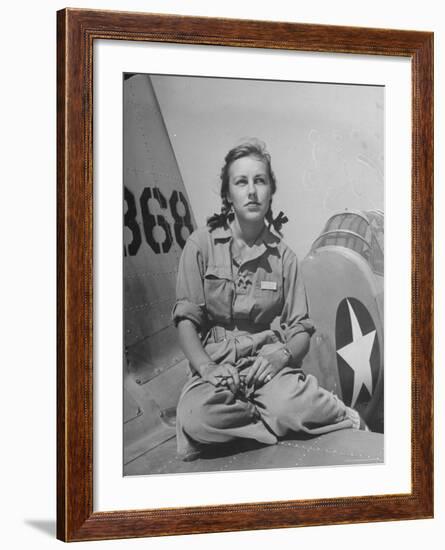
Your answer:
[124,186,194,256]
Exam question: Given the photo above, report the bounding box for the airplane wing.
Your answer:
[125,430,383,475]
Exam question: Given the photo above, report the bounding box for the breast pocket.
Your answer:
[252,273,283,322]
[204,265,233,322]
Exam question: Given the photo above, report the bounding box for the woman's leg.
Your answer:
[176,378,277,460]
[253,367,358,437]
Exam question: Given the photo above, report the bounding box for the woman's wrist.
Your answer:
[280,346,293,367]
[197,360,217,377]
[285,332,310,364]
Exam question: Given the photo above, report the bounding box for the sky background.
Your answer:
[152,75,384,259]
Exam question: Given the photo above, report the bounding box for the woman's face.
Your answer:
[227,155,272,225]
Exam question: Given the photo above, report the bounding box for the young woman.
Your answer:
[172,140,362,461]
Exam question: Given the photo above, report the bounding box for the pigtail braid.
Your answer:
[207,197,233,231]
[266,206,289,236]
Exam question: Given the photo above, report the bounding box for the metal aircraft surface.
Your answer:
[301,210,384,433]
[123,74,384,475]
[123,74,195,467]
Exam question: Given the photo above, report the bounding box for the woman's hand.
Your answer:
[199,362,241,394]
[245,346,290,389]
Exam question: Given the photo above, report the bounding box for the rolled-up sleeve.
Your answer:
[280,249,315,343]
[172,236,207,330]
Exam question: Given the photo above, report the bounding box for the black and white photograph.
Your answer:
[123,73,385,476]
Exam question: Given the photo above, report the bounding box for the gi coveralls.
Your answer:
[173,225,357,459]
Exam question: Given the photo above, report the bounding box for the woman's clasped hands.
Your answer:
[199,362,242,394]
[199,344,290,394]
[245,344,289,389]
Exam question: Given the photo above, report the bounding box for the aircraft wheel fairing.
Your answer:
[335,297,383,431]
[301,245,384,433]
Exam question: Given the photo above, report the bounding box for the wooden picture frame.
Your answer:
[57,8,433,542]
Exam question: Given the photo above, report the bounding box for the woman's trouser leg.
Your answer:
[253,367,355,437]
[176,378,277,459]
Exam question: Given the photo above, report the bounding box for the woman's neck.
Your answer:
[231,217,265,247]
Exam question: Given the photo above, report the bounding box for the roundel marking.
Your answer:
[335,298,380,408]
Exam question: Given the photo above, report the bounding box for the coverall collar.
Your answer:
[211,223,281,268]
[211,223,280,249]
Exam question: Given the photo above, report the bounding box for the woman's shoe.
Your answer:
[345,406,369,431]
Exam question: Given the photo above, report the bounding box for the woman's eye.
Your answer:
[255,177,266,184]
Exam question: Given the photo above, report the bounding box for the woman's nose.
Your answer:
[247,180,257,196]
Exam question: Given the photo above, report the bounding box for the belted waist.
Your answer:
[202,322,283,361]
[206,320,270,341]
[187,318,297,379]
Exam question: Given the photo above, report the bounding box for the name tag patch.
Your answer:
[261,281,277,291]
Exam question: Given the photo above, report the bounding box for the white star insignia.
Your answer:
[337,299,376,407]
